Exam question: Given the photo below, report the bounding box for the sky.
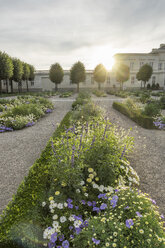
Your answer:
[0,0,165,70]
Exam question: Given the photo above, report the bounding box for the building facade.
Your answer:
[1,44,165,93]
[114,43,165,89]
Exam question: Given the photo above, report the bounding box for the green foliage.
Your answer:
[22,62,30,81]
[113,101,156,129]
[29,65,35,82]
[139,92,151,104]
[136,64,153,88]
[93,90,107,97]
[73,187,165,248]
[142,102,161,117]
[12,58,23,83]
[71,92,91,110]
[160,96,165,109]
[59,91,73,98]
[70,61,86,92]
[115,63,130,89]
[0,52,13,80]
[49,63,64,91]
[93,64,107,90]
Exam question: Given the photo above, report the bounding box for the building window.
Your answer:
[130,62,134,70]
[31,81,34,86]
[3,80,6,86]
[140,62,144,68]
[152,76,156,84]
[158,63,162,70]
[131,76,135,84]
[149,62,154,68]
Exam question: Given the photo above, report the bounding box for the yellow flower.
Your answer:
[95,177,99,181]
[83,186,87,192]
[112,243,117,247]
[61,182,66,187]
[55,191,60,196]
[89,174,94,179]
[49,196,53,201]
[139,229,144,234]
[88,168,94,173]
[106,242,110,247]
[87,178,92,183]
[54,178,57,182]
[101,217,106,223]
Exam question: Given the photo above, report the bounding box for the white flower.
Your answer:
[128,177,132,181]
[120,165,124,170]
[57,203,63,209]
[93,183,98,189]
[69,215,75,221]
[107,186,114,193]
[80,180,85,186]
[99,185,104,192]
[76,189,81,193]
[42,202,46,207]
[60,216,67,223]
[53,214,58,220]
[52,221,59,228]
[64,202,68,207]
[74,219,82,228]
[50,209,54,213]
[84,193,88,197]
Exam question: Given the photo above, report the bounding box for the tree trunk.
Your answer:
[10,79,13,93]
[144,81,146,89]
[98,82,101,90]
[55,83,58,92]
[26,80,29,92]
[77,83,79,93]
[6,79,8,93]
[0,80,2,94]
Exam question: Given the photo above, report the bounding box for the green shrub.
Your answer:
[93,90,107,97]
[113,101,156,129]
[73,187,165,248]
[59,91,73,98]
[142,102,161,117]
[160,96,165,109]
[71,92,91,110]
[147,83,151,89]
[139,93,150,104]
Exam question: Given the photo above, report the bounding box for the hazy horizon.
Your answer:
[0,0,165,70]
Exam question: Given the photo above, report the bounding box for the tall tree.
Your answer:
[93,64,107,90]
[136,64,153,88]
[29,65,35,86]
[0,52,13,93]
[49,63,64,91]
[11,58,23,93]
[115,63,130,90]
[22,62,30,92]
[70,61,86,93]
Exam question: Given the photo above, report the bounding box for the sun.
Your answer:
[90,45,116,70]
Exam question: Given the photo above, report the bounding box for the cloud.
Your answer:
[0,0,165,69]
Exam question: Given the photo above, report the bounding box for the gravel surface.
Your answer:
[0,96,75,213]
[93,95,165,215]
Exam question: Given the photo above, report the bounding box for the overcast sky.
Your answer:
[0,0,165,70]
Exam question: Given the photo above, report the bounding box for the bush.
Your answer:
[59,92,73,98]
[152,83,156,90]
[73,187,165,248]
[92,90,107,97]
[139,93,150,104]
[142,102,161,117]
[156,83,160,90]
[147,83,151,89]
[113,101,156,129]
[71,92,91,110]
[160,96,165,109]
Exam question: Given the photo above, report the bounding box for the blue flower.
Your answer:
[136,212,143,217]
[126,219,134,228]
[51,232,57,243]
[100,203,107,210]
[62,240,69,248]
[92,238,100,245]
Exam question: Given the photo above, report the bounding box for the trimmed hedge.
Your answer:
[0,111,72,248]
[113,101,156,129]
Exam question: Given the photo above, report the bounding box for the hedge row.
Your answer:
[113,101,156,129]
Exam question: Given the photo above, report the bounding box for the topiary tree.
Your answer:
[49,63,64,91]
[22,62,30,92]
[70,61,86,93]
[93,64,107,90]
[11,58,23,93]
[115,63,130,90]
[29,65,35,87]
[136,64,153,89]
[0,52,13,93]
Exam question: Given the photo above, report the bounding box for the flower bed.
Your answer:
[0,96,54,131]
[0,94,164,248]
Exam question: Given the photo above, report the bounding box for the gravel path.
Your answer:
[93,95,165,215]
[0,96,75,213]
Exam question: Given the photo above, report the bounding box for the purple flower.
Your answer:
[92,238,100,245]
[150,199,156,205]
[48,242,55,248]
[70,235,74,239]
[93,207,100,213]
[46,108,53,113]
[75,227,82,234]
[111,200,117,208]
[92,201,96,206]
[69,226,73,230]
[67,198,73,203]
[100,203,107,210]
[81,200,86,205]
[87,201,92,207]
[126,219,134,228]
[98,193,107,199]
[62,240,69,248]
[124,206,129,210]
[75,206,79,210]
[161,214,164,219]
[67,203,73,209]
[59,234,64,241]
[136,212,143,217]
[51,232,57,243]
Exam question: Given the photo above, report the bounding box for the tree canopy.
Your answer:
[70,61,86,92]
[136,64,153,88]
[93,64,107,90]
[115,63,130,90]
[49,63,64,91]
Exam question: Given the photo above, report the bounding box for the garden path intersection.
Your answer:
[0,94,164,217]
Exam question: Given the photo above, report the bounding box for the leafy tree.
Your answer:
[22,62,30,92]
[49,63,64,91]
[29,65,35,85]
[136,64,153,88]
[0,52,13,93]
[93,64,107,90]
[70,61,86,93]
[11,58,23,93]
[115,63,130,90]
